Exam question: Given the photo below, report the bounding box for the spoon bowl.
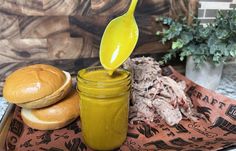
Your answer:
[99,0,139,74]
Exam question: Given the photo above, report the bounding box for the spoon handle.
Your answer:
[127,0,138,16]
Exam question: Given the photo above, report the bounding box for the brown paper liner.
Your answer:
[5,66,236,151]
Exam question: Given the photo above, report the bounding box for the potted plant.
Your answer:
[156,10,236,90]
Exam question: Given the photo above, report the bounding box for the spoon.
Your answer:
[99,0,139,75]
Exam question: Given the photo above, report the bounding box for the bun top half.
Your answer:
[3,64,66,104]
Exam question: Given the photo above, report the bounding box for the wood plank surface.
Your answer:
[0,36,89,61]
[1,0,44,16]
[90,0,131,17]
[43,0,78,15]
[0,39,48,62]
[19,16,70,38]
[43,0,92,16]
[0,0,198,17]
[48,33,84,59]
[0,12,20,39]
[0,0,92,16]
[90,0,172,17]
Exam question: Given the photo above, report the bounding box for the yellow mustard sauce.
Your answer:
[77,67,131,150]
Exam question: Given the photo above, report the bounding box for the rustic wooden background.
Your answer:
[0,0,198,95]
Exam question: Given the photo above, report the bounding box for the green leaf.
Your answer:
[210,45,217,54]
[159,60,164,65]
[162,38,167,44]
[186,44,197,53]
[230,50,235,56]
[164,22,183,41]
[179,47,191,61]
[213,55,220,61]
[230,15,236,31]
[199,25,212,39]
[215,29,230,39]
[156,31,161,36]
[207,35,218,47]
[196,44,209,55]
[227,43,236,57]
[180,32,193,44]
[163,18,173,25]
[224,49,229,56]
[172,39,184,49]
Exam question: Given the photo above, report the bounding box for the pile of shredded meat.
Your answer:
[123,57,200,126]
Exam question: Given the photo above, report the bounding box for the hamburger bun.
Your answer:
[21,90,80,130]
[3,64,72,109]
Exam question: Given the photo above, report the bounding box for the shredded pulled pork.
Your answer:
[123,57,198,126]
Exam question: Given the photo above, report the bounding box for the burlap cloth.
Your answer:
[5,66,236,151]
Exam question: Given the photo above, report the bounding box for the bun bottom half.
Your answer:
[21,108,77,130]
[21,90,80,130]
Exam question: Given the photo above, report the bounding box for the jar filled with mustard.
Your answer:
[77,66,131,150]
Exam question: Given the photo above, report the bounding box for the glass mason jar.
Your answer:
[77,66,131,150]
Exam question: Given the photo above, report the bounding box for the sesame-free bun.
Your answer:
[21,90,80,130]
[3,64,72,109]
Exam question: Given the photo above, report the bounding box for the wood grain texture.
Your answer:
[0,39,48,62]
[69,15,106,58]
[48,33,84,59]
[135,15,171,54]
[1,0,44,16]
[0,0,198,17]
[19,0,44,16]
[169,0,199,24]
[43,0,78,15]
[136,0,170,15]
[0,12,20,39]
[0,0,22,15]
[90,0,171,17]
[43,0,91,16]
[19,16,70,38]
[91,0,131,17]
[0,0,91,16]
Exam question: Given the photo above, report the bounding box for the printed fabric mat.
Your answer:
[5,66,236,151]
